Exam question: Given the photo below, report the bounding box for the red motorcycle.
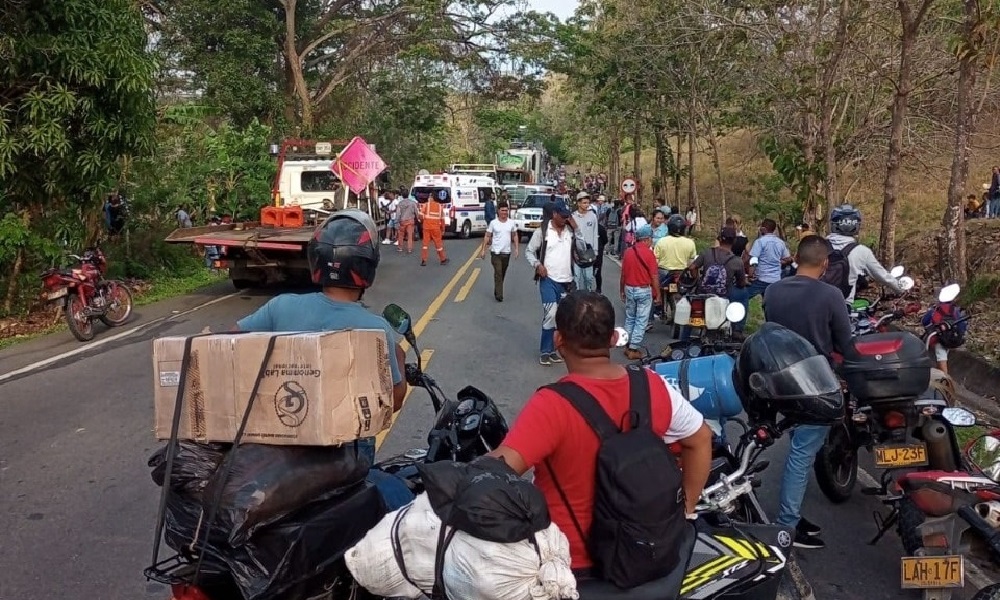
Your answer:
[40,247,133,341]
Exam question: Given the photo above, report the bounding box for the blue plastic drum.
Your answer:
[649,354,744,420]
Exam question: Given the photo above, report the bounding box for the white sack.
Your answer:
[442,522,579,600]
[344,493,440,599]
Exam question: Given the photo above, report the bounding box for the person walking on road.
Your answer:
[418,191,450,266]
[620,224,660,360]
[571,191,599,292]
[526,199,577,366]
[395,193,418,254]
[480,203,519,302]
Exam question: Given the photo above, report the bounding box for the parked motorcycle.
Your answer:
[39,247,133,341]
[659,268,698,327]
[921,282,973,371]
[869,407,1000,600]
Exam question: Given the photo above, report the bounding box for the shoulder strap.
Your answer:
[632,245,655,281]
[843,242,859,257]
[544,381,620,440]
[626,365,653,429]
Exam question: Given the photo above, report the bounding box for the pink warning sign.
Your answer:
[331,137,387,195]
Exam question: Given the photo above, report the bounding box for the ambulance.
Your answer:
[409,171,500,238]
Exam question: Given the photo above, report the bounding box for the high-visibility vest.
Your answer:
[421,201,445,221]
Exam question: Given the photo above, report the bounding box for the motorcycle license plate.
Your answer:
[900,555,964,589]
[689,317,705,327]
[46,288,68,300]
[668,283,678,293]
[874,443,929,468]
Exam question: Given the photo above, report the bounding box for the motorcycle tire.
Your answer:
[972,584,1000,600]
[814,422,858,504]
[896,497,926,556]
[98,281,133,327]
[65,294,95,342]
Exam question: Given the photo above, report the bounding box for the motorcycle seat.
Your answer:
[576,521,696,600]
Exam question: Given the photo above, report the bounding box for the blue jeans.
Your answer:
[747,279,772,300]
[728,286,750,333]
[539,277,573,354]
[573,264,595,292]
[991,198,1000,218]
[624,286,653,350]
[776,424,831,527]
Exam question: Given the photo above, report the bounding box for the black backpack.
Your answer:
[543,366,686,589]
[819,242,859,298]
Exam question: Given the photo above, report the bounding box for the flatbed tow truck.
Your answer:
[164,139,386,288]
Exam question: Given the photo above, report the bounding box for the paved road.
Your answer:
[0,238,989,599]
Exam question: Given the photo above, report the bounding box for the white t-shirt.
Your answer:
[388,198,400,219]
[543,224,574,283]
[662,382,707,443]
[487,218,517,254]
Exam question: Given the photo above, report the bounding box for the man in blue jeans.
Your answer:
[762,235,853,549]
[526,199,578,365]
[236,210,414,510]
[747,218,792,303]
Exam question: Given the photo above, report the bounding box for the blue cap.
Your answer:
[635,224,653,239]
[544,199,572,218]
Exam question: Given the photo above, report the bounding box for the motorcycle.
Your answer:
[921,282,974,371]
[847,266,920,337]
[658,269,699,328]
[39,246,133,341]
[643,303,747,363]
[869,407,1000,600]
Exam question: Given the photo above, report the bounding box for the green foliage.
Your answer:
[748,173,803,229]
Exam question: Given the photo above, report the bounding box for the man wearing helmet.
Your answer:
[828,204,904,302]
[653,214,696,275]
[235,210,408,470]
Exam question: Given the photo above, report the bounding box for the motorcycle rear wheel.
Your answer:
[972,584,1000,600]
[896,497,925,556]
[814,422,858,504]
[65,294,95,342]
[99,281,133,327]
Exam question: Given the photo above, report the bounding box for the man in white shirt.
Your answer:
[480,203,519,302]
[526,199,577,366]
[378,191,395,244]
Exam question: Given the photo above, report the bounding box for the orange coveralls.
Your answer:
[419,201,448,264]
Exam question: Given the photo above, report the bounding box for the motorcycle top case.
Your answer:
[650,354,743,419]
[841,332,933,403]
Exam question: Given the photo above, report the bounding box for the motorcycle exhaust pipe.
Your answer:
[976,501,1000,529]
[922,419,958,472]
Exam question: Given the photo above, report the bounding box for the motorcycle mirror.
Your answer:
[941,407,977,427]
[966,434,1000,483]
[890,265,905,278]
[613,326,629,348]
[749,256,759,267]
[725,303,746,324]
[383,304,413,337]
[898,276,915,291]
[939,283,961,303]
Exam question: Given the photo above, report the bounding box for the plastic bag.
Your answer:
[418,456,550,543]
[149,441,229,499]
[165,481,385,600]
[443,522,579,600]
[202,443,370,546]
[345,493,441,598]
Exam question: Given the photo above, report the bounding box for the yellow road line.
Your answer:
[375,245,479,449]
[453,267,481,303]
[376,348,433,449]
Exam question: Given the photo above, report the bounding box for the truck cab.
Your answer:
[410,172,499,238]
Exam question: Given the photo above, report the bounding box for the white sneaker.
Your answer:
[381,239,391,245]
[393,240,399,246]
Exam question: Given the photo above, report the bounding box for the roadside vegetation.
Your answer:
[2,0,999,358]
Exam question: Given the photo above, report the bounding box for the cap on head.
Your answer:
[635,224,653,240]
[545,199,572,219]
[576,191,590,202]
[718,227,737,242]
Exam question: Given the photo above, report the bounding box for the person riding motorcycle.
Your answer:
[654,214,697,288]
[234,210,412,509]
[827,204,905,303]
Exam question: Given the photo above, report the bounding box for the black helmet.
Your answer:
[830,204,862,237]
[307,209,380,288]
[667,214,687,235]
[734,322,844,425]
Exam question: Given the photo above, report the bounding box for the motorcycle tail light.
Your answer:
[882,410,906,430]
[170,584,211,600]
[691,298,705,318]
[911,487,956,517]
[921,532,951,549]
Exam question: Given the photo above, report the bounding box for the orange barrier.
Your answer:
[261,206,284,227]
[282,205,304,228]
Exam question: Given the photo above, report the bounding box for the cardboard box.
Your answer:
[153,330,394,446]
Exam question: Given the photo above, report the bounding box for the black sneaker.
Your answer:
[797,517,821,536]
[793,530,825,549]
[539,354,552,366]
[548,352,564,364]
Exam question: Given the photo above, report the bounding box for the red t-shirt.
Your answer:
[620,243,659,288]
[502,370,684,569]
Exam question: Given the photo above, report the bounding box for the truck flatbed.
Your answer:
[165,223,313,251]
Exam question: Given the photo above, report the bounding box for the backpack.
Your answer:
[929,303,968,349]
[819,242,859,298]
[543,366,686,589]
[698,248,736,296]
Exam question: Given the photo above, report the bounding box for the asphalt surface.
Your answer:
[0,237,990,600]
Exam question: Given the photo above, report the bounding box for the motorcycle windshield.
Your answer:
[754,354,841,399]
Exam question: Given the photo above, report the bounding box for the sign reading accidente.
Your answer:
[152,330,394,446]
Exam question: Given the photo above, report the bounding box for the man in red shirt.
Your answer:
[619,223,660,360]
[487,291,713,571]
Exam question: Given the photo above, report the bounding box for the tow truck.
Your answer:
[164,139,387,288]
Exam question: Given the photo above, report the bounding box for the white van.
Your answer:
[410,172,499,238]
